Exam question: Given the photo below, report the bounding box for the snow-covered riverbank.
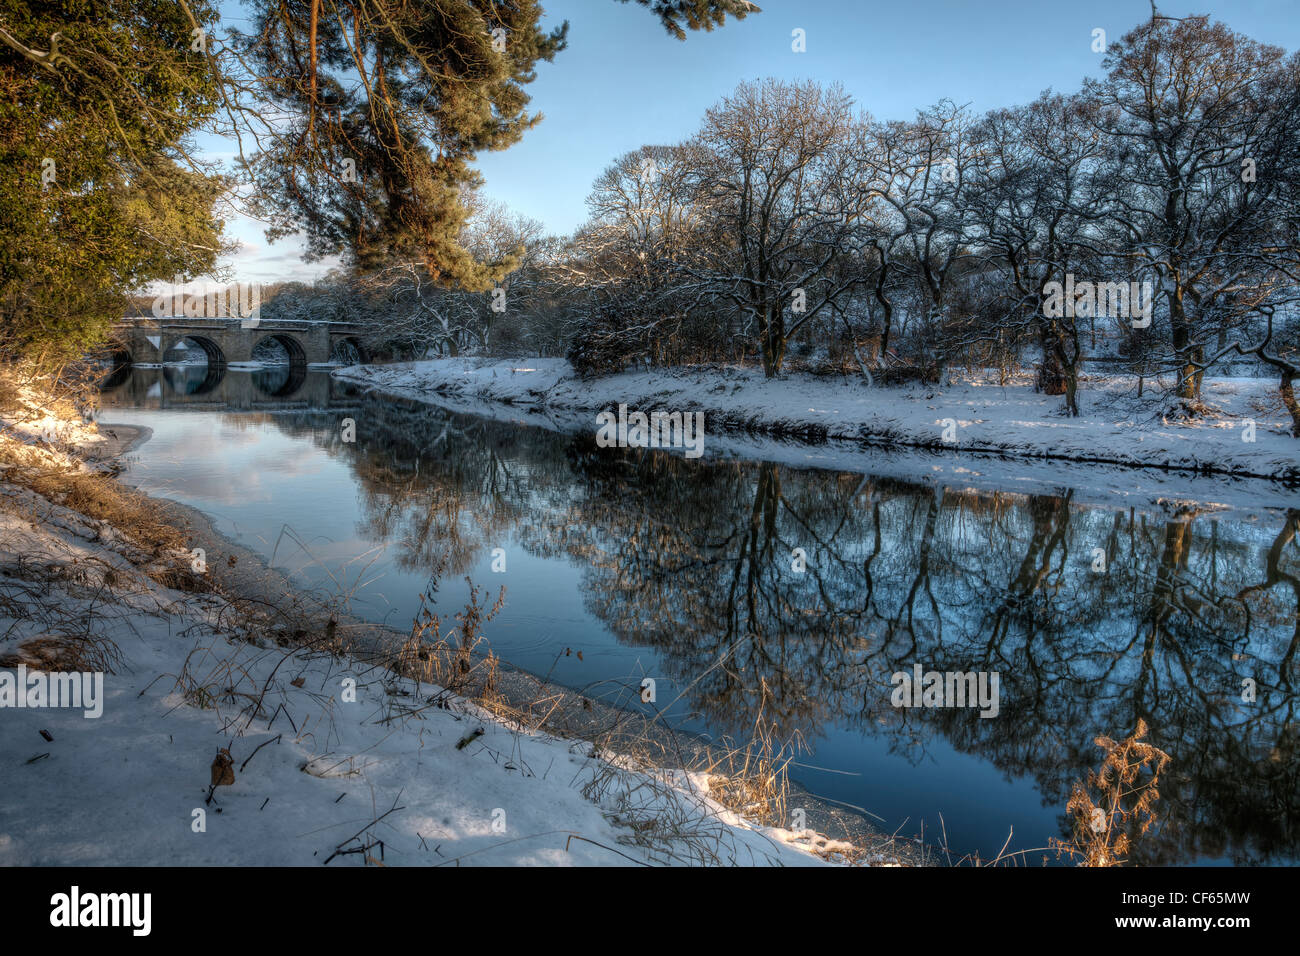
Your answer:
[334,358,1299,482]
[0,379,871,867]
[333,357,1300,517]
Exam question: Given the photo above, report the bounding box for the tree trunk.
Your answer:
[1063,360,1080,417]
[760,303,785,377]
[1280,370,1300,438]
[874,260,893,359]
[1036,326,1066,395]
[1168,290,1201,401]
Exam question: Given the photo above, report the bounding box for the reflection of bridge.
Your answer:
[100,365,364,411]
[112,317,369,366]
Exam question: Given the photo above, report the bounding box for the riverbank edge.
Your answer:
[328,360,1300,522]
[41,412,922,865]
[334,358,1300,488]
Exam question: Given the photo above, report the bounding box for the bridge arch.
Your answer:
[164,334,227,368]
[97,348,134,390]
[253,332,308,366]
[330,336,369,365]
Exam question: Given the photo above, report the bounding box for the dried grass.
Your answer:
[1052,719,1172,867]
[0,632,124,674]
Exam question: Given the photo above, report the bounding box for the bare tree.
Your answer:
[1084,14,1300,404]
[562,144,720,373]
[967,93,1111,415]
[690,79,875,377]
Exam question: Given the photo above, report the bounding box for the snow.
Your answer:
[0,385,103,457]
[333,358,1300,516]
[0,383,848,867]
[0,602,825,865]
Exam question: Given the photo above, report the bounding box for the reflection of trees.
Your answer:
[280,396,566,579]
[278,396,1298,863]
[560,455,877,739]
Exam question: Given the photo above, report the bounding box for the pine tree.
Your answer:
[237,0,754,291]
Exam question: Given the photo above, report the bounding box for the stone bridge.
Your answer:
[111,317,370,366]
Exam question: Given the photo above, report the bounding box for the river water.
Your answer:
[99,364,1300,865]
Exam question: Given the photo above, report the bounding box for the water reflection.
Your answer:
[102,370,1300,864]
[104,362,354,410]
[163,362,225,396]
[252,362,308,397]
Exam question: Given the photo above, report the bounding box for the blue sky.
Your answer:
[208,0,1300,284]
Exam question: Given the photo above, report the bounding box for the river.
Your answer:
[98,364,1300,865]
